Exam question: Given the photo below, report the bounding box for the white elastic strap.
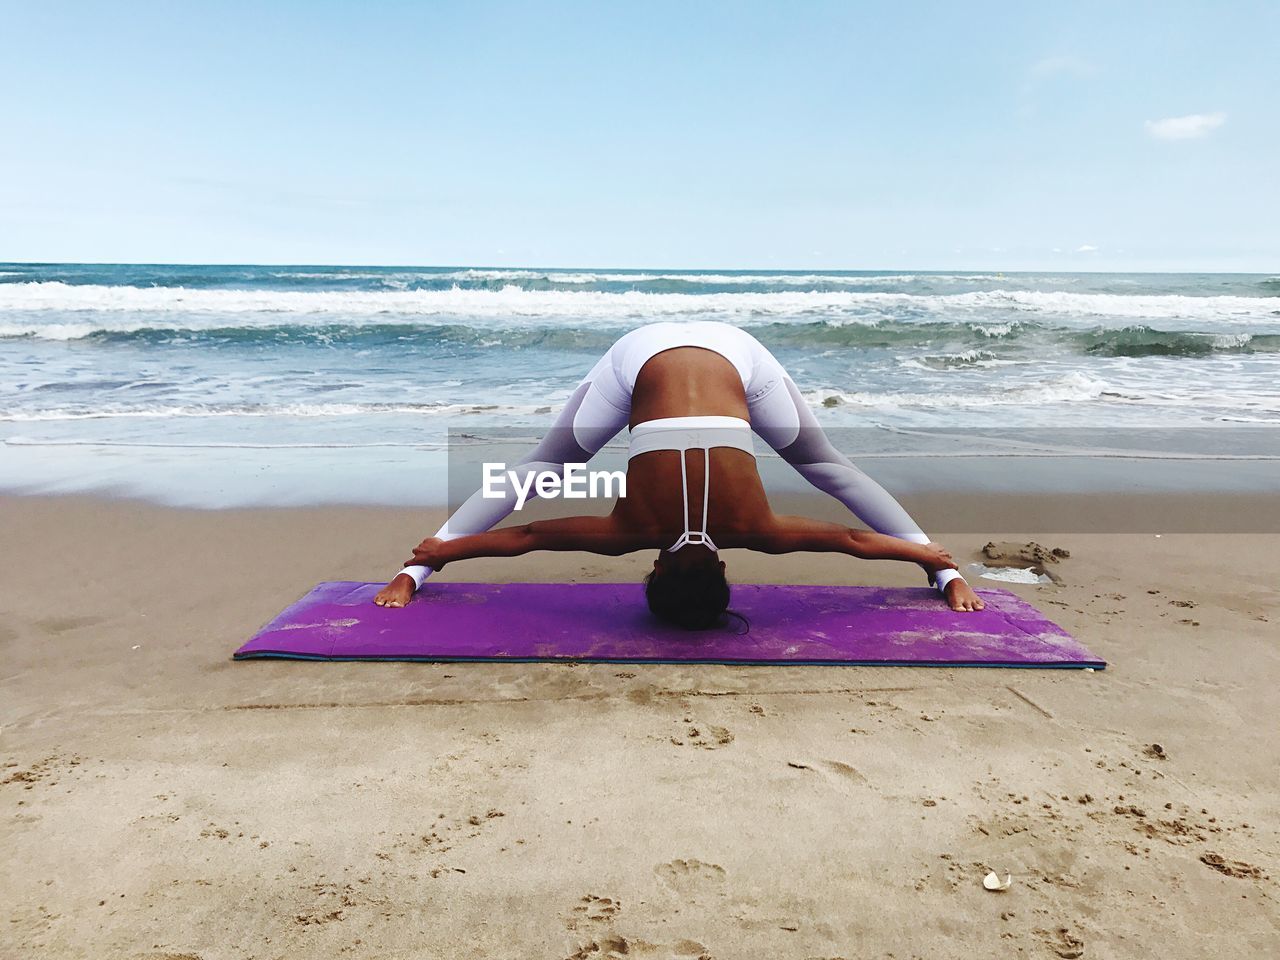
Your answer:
[701,446,711,542]
[667,447,719,553]
[679,447,690,535]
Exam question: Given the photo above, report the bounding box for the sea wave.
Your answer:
[0,372,1146,421]
[4,315,1279,361]
[804,377,1280,412]
[0,401,556,422]
[903,350,1022,370]
[1,281,1276,326]
[430,270,1020,286]
[40,269,1029,288]
[801,373,1114,409]
[1071,327,1280,357]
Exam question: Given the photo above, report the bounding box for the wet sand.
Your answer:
[1,493,1278,958]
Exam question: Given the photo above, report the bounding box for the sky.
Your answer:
[1,0,1277,271]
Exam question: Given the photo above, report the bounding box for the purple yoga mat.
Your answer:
[235,582,1104,669]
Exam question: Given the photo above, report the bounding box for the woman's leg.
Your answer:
[400,351,631,589]
[744,355,965,596]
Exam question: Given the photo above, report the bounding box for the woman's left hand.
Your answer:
[920,542,957,571]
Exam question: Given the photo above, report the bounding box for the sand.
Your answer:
[2,493,1278,959]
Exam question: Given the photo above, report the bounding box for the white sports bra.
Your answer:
[627,416,755,553]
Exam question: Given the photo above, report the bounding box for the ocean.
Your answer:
[2,264,1278,506]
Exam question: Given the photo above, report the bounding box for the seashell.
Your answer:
[983,871,1013,891]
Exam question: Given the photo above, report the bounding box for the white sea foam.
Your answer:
[1209,332,1254,348]
[0,321,103,340]
[899,350,1023,370]
[477,271,1018,286]
[0,401,554,422]
[0,374,1129,422]
[971,322,1019,337]
[1,283,1276,339]
[3,437,453,449]
[271,269,1019,286]
[802,372,1112,409]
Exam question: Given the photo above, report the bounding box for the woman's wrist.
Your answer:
[903,540,938,565]
[406,537,449,572]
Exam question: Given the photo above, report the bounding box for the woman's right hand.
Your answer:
[407,537,448,571]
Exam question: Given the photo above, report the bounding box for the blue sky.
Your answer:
[2,1,1276,270]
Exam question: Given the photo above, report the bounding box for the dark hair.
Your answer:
[644,564,731,630]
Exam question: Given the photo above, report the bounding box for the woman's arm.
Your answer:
[752,515,957,573]
[747,375,970,597]
[405,515,641,570]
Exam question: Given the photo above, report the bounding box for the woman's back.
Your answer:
[616,346,771,545]
[628,343,751,425]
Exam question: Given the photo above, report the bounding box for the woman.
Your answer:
[374,321,984,624]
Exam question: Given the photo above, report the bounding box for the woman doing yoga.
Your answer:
[374,322,985,624]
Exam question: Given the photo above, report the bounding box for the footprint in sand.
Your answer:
[785,759,867,785]
[655,858,727,896]
[1035,926,1085,959]
[565,936,631,960]
[565,893,622,929]
[969,808,1042,847]
[1,754,87,791]
[565,935,710,960]
[670,722,734,749]
[1200,853,1268,880]
[35,615,105,635]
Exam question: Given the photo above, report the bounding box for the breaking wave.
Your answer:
[1,282,1277,329]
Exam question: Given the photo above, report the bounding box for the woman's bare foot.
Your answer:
[944,579,985,612]
[373,572,416,608]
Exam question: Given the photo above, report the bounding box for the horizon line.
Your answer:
[1,260,1275,277]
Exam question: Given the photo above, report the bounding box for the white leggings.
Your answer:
[403,321,961,594]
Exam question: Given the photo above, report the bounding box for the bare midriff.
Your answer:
[628,347,750,428]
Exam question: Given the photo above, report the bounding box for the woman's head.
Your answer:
[644,549,730,630]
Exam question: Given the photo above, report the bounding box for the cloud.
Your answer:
[1075,244,1098,253]
[1145,113,1226,140]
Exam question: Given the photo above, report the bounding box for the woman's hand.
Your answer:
[918,542,957,572]
[407,537,448,571]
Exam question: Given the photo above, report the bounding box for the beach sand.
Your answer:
[2,493,1278,958]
